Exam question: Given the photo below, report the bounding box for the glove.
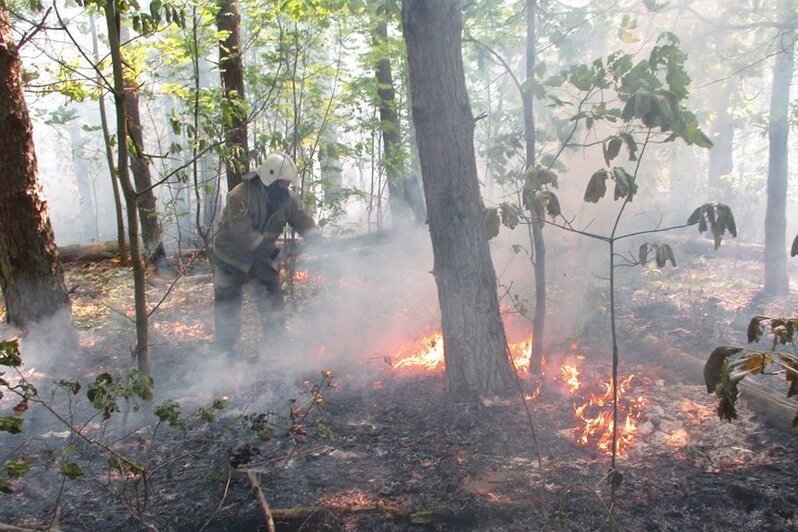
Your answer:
[254,238,280,261]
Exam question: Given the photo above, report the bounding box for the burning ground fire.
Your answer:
[388,331,648,456]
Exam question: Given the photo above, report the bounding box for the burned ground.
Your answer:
[1,243,798,531]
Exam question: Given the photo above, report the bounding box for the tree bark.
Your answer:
[524,0,546,375]
[0,6,73,332]
[707,81,734,202]
[120,25,164,267]
[90,14,128,264]
[403,0,514,397]
[764,29,794,295]
[105,0,151,376]
[217,0,249,191]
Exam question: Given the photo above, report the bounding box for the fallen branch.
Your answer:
[246,470,275,532]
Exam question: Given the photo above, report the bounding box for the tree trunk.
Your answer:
[403,0,514,397]
[105,0,151,376]
[120,25,164,267]
[0,6,73,333]
[217,0,249,191]
[524,0,546,375]
[764,30,794,295]
[372,9,411,226]
[707,81,734,202]
[90,14,128,264]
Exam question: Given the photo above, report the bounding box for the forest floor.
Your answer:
[1,237,798,531]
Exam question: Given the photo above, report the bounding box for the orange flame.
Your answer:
[571,374,646,456]
[560,363,580,393]
[393,332,445,372]
[389,330,647,456]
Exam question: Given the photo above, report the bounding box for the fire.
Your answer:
[388,330,647,456]
[392,333,535,374]
[392,332,444,372]
[571,374,647,456]
[560,363,580,393]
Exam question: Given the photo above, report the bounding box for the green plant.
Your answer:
[704,317,798,425]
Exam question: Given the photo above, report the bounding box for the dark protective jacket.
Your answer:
[213,179,317,274]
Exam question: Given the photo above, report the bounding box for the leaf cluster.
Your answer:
[687,203,737,249]
[638,242,676,268]
[704,317,798,425]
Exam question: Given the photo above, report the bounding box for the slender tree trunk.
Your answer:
[90,15,128,264]
[217,0,249,191]
[0,6,73,335]
[764,30,794,295]
[372,10,410,226]
[105,0,151,376]
[403,0,514,397]
[707,81,734,202]
[524,0,546,374]
[120,25,164,267]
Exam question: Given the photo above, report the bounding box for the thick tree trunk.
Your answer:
[0,7,73,333]
[403,0,514,397]
[764,30,794,295]
[217,0,249,191]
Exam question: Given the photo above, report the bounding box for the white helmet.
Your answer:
[255,152,298,187]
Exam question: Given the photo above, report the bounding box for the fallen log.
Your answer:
[58,241,120,263]
[660,346,798,432]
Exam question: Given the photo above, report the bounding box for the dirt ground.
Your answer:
[1,241,798,531]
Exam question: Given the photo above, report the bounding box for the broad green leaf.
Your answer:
[604,136,622,166]
[0,416,23,434]
[4,458,29,479]
[0,339,21,367]
[59,461,83,480]
[584,169,608,203]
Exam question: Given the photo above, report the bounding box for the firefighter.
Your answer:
[212,152,319,353]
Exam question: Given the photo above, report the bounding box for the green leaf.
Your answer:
[58,379,81,395]
[4,458,30,479]
[584,169,608,203]
[483,207,501,240]
[618,14,639,43]
[154,400,185,429]
[703,346,742,393]
[0,339,22,367]
[612,167,637,201]
[0,416,23,434]
[604,136,623,166]
[747,317,767,343]
[537,191,561,218]
[59,461,83,480]
[0,479,12,494]
[499,202,520,230]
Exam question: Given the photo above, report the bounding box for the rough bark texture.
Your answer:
[217,0,249,191]
[0,7,72,331]
[402,0,514,397]
[764,30,794,295]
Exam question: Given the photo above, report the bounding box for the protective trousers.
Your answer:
[213,257,284,352]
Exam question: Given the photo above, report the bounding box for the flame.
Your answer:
[571,374,646,456]
[560,363,580,393]
[392,332,445,371]
[389,329,647,456]
[392,333,535,374]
